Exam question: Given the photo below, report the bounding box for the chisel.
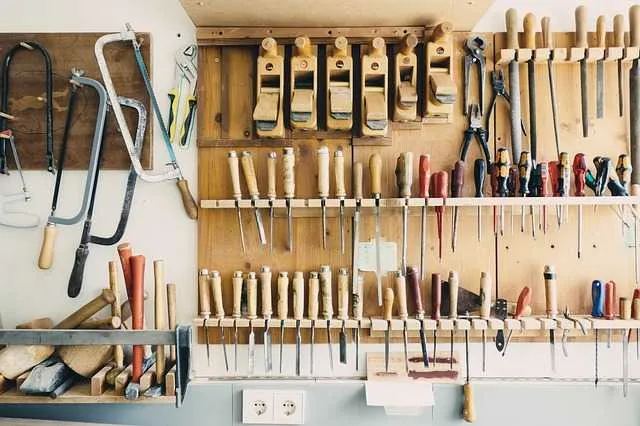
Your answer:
[596,15,606,119]
[370,153,383,306]
[620,297,631,397]
[277,271,289,375]
[605,280,616,348]
[267,152,277,253]
[496,148,510,236]
[433,171,448,262]
[395,271,409,372]
[591,280,604,387]
[506,8,523,159]
[474,159,485,242]
[573,154,587,259]
[335,150,346,254]
[541,17,561,157]
[353,274,364,371]
[631,6,640,202]
[462,310,475,423]
[247,271,258,375]
[228,151,246,252]
[384,287,394,372]
[408,265,428,366]
[614,14,625,117]
[448,271,459,370]
[352,162,363,296]
[293,271,304,376]
[283,147,295,251]
[338,268,349,365]
[308,271,320,375]
[318,146,330,250]
[523,13,538,160]
[240,151,267,246]
[518,152,531,234]
[419,155,431,279]
[232,270,243,373]
[259,266,273,374]
[198,268,212,366]
[210,270,228,372]
[544,265,558,373]
[396,152,413,271]
[451,161,464,252]
[479,272,491,372]
[320,265,334,371]
[432,273,441,367]
[576,6,590,137]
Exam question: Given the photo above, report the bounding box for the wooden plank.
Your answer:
[197,46,222,140]
[114,364,132,396]
[90,364,113,396]
[220,47,255,140]
[0,33,152,170]
[164,365,176,397]
[138,363,156,393]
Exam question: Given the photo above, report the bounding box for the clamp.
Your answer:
[464,35,486,116]
[561,306,587,357]
[460,104,491,169]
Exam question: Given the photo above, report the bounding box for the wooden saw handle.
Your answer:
[317,146,330,198]
[38,223,57,269]
[260,266,273,318]
[334,150,346,198]
[523,13,537,49]
[54,289,116,329]
[177,179,198,220]
[575,6,588,49]
[506,8,520,50]
[293,271,304,320]
[247,272,258,320]
[337,268,349,320]
[308,271,320,321]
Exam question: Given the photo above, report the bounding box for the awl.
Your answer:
[544,265,558,373]
[227,151,246,252]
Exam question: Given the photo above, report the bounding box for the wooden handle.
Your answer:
[282,147,295,199]
[541,17,553,49]
[54,289,115,329]
[294,36,312,57]
[419,155,431,198]
[463,383,476,423]
[523,13,537,49]
[337,268,349,320]
[514,286,532,319]
[370,37,385,57]
[395,271,408,320]
[604,281,616,319]
[620,297,632,320]
[614,15,625,48]
[506,8,520,49]
[198,268,211,317]
[308,271,320,320]
[631,6,640,48]
[400,34,418,55]
[396,152,413,198]
[334,150,346,198]
[232,271,243,318]
[334,36,348,56]
[267,152,277,199]
[353,274,364,320]
[108,261,123,368]
[320,266,333,319]
[260,266,273,318]
[129,255,145,384]
[210,271,224,319]
[228,151,242,199]
[407,266,423,318]
[354,162,363,200]
[241,151,260,198]
[154,260,166,384]
[16,317,53,329]
[261,37,278,57]
[633,295,640,320]
[543,265,558,319]
[78,316,122,329]
[247,272,258,319]
[596,15,606,48]
[317,146,330,198]
[575,6,588,48]
[479,272,491,320]
[176,179,198,220]
[167,283,177,362]
[432,273,441,320]
[38,223,57,269]
[448,271,459,319]
[431,22,453,43]
[293,271,304,320]
[277,271,289,320]
[384,287,394,321]
[117,242,133,299]
[369,153,382,196]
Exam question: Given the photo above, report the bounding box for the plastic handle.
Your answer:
[479,272,491,319]
[541,17,553,49]
[241,151,260,198]
[596,15,606,48]
[620,297,632,320]
[247,272,258,319]
[334,150,346,198]
[267,152,277,199]
[277,272,289,320]
[211,271,225,319]
[308,272,320,320]
[259,266,273,318]
[518,152,532,196]
[548,161,559,196]
[369,153,383,196]
[496,148,511,196]
[614,14,625,48]
[474,159,486,198]
[539,163,549,197]
[67,244,89,298]
[337,268,349,320]
[604,281,616,320]
[433,171,449,199]
[38,222,57,270]
[177,179,198,220]
[198,268,211,317]
[591,280,604,317]
[451,161,465,198]
[228,151,242,199]
[395,271,408,320]
[317,146,330,198]
[506,8,520,49]
[293,271,305,320]
[543,265,558,319]
[573,153,587,196]
[419,154,431,198]
[448,271,459,319]
[559,152,570,197]
[232,271,243,318]
[407,266,424,318]
[354,162,364,200]
[507,167,518,197]
[353,274,364,320]
[384,287,394,321]
[432,273,441,320]
[320,266,333,319]
[514,286,532,319]
[283,147,296,199]
[616,154,631,190]
[523,13,537,49]
[575,6,588,48]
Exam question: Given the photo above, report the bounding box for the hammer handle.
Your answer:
[130,255,145,383]
[54,289,116,330]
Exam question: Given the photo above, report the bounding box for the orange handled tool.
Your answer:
[129,254,145,383]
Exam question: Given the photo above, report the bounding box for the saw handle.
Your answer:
[506,9,519,50]
[419,154,431,199]
[67,243,89,298]
[37,222,57,270]
[293,271,304,320]
[575,6,588,49]
[523,13,537,49]
[432,273,441,320]
[177,178,198,220]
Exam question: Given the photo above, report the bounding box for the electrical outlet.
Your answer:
[273,391,305,424]
[243,390,274,424]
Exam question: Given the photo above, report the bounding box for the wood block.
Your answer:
[139,364,156,393]
[90,364,113,396]
[165,365,176,397]
[367,351,459,382]
[114,364,132,395]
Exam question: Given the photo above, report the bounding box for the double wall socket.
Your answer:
[243,389,305,424]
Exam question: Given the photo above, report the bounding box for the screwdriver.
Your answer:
[384,287,394,372]
[293,271,304,376]
[408,265,428,366]
[338,268,349,365]
[277,271,289,374]
[507,165,517,233]
[496,148,510,236]
[538,162,549,234]
[518,151,532,234]
[267,152,277,253]
[317,146,330,250]
[353,274,364,371]
[632,289,640,360]
[544,265,558,373]
[352,162,363,294]
[592,280,604,387]
[573,154,587,259]
[474,159,486,241]
[605,280,616,349]
[308,271,319,375]
[479,272,491,372]
[558,152,570,225]
[395,271,410,372]
[198,269,212,366]
[432,171,448,263]
[419,155,431,280]
[462,309,475,423]
[320,265,334,371]
[448,271,459,370]
[241,151,267,246]
[451,161,465,252]
[432,273,441,367]
[548,160,560,228]
[370,153,383,306]
[490,163,499,236]
[247,271,258,375]
[283,147,295,251]
[334,150,347,254]
[228,151,246,252]
[232,270,243,373]
[502,286,532,356]
[259,266,273,374]
[396,152,414,272]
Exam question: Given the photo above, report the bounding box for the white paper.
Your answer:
[358,240,397,272]
[365,381,434,409]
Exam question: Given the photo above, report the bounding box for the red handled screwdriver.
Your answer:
[451,161,465,253]
[419,155,431,281]
[432,171,448,263]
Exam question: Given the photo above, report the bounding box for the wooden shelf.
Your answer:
[496,45,638,66]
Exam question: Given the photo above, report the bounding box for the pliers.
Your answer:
[464,35,486,116]
[486,70,526,139]
[460,104,491,169]
[561,306,587,357]
[168,44,198,147]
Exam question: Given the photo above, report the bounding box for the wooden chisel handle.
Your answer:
[448,271,459,319]
[395,271,408,320]
[228,151,242,200]
[354,162,363,200]
[620,297,632,320]
[283,147,295,199]
[614,14,625,48]
[210,271,224,319]
[432,273,441,320]
[176,179,198,220]
[232,271,243,318]
[117,242,133,299]
[109,261,124,368]
[632,289,640,320]
[308,271,320,320]
[337,268,349,320]
[523,13,537,49]
[317,146,330,198]
[396,152,413,198]
[154,260,167,384]
[241,151,260,198]
[575,6,588,49]
[407,266,423,319]
[506,8,519,50]
[334,150,346,198]
[631,6,640,48]
[247,272,258,320]
[479,272,491,320]
[320,265,333,319]
[384,287,394,321]
[541,17,553,49]
[167,282,177,362]
[267,152,277,200]
[369,153,382,197]
[54,289,116,329]
[198,268,211,318]
[544,265,558,319]
[604,281,616,319]
[596,15,606,48]
[293,272,304,320]
[277,272,289,320]
[463,383,476,423]
[260,266,273,319]
[353,274,363,321]
[129,255,145,383]
[37,223,56,269]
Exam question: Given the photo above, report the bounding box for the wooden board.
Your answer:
[366,351,460,382]
[0,33,152,170]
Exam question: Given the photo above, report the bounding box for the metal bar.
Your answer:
[0,329,179,346]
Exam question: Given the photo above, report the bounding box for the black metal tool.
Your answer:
[463,36,486,116]
[495,298,508,352]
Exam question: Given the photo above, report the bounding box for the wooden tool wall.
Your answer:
[197,27,635,342]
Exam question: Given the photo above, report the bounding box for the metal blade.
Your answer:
[295,321,301,376]
[508,60,523,159]
[263,320,272,374]
[310,321,315,375]
[253,205,267,246]
[527,61,537,159]
[234,321,238,373]
[623,329,629,397]
[322,200,327,249]
[279,322,285,374]
[384,329,390,372]
[580,60,589,137]
[596,60,604,119]
[204,322,210,366]
[449,331,454,370]
[339,322,347,365]
[482,330,486,373]
[327,320,334,371]
[339,202,345,254]
[402,205,408,271]
[248,326,255,376]
[355,325,361,371]
[236,206,246,253]
[352,209,360,294]
[547,60,561,157]
[420,206,427,280]
[221,327,229,372]
[287,201,293,252]
[618,59,624,117]
[419,323,429,367]
[501,330,513,357]
[403,323,409,372]
[375,204,383,306]
[550,329,556,372]
[269,205,274,253]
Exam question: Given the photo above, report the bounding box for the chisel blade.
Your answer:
[322,201,327,249]
[339,203,345,254]
[310,322,315,375]
[623,329,629,397]
[248,325,255,376]
[327,320,334,371]
[419,323,429,367]
[235,206,246,253]
[204,321,210,367]
[263,321,272,374]
[269,204,274,253]
[550,329,556,372]
[355,326,361,371]
[295,321,301,376]
[253,205,267,246]
[287,201,293,252]
[234,321,239,373]
[279,322,285,374]
[375,204,383,306]
[339,322,347,365]
[403,323,409,372]
[596,60,604,119]
[221,327,229,372]
[384,328,390,372]
[580,59,589,137]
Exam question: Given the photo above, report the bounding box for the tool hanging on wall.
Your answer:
[290,36,317,130]
[95,24,198,220]
[614,14,625,117]
[463,35,486,116]
[502,286,531,356]
[283,147,295,251]
[352,162,363,298]
[293,271,305,375]
[486,71,525,160]
[241,151,267,247]
[541,17,561,158]
[267,152,277,253]
[596,15,606,119]
[361,37,388,136]
[353,274,363,370]
[338,268,349,365]
[277,271,289,375]
[630,5,640,194]
[576,6,590,137]
[523,14,538,161]
[335,150,347,254]
[168,44,197,148]
[253,38,285,137]
[0,41,54,174]
[462,309,475,423]
[573,154,587,259]
[407,266,428,366]
[247,271,258,376]
[591,280,603,387]
[505,9,523,160]
[419,155,431,279]
[544,265,558,373]
[425,22,456,123]
[198,269,212,366]
[451,160,464,252]
[320,266,334,372]
[67,96,147,298]
[433,171,448,262]
[318,146,330,250]
[309,271,319,375]
[396,152,413,272]
[228,151,247,252]
[232,270,243,373]
[259,266,273,374]
[370,153,383,306]
[448,271,459,370]
[432,273,441,367]
[0,130,38,228]
[326,36,353,130]
[479,272,491,372]
[395,271,409,372]
[383,287,394,372]
[393,34,419,122]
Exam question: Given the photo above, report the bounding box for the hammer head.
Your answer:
[124,382,140,400]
